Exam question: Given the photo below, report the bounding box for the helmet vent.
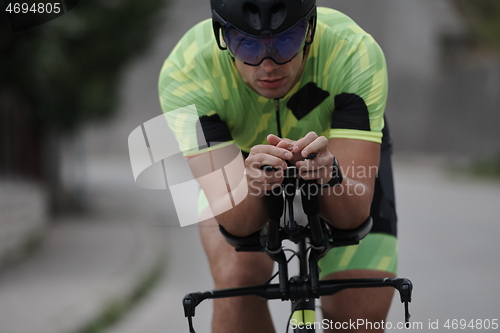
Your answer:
[269,4,286,30]
[243,3,262,30]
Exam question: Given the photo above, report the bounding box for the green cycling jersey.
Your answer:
[159,7,388,157]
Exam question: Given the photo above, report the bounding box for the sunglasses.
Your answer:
[223,17,310,66]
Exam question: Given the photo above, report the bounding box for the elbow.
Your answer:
[321,192,372,230]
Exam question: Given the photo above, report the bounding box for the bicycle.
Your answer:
[183,157,413,332]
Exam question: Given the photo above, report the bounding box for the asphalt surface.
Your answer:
[0,157,168,333]
[106,157,500,333]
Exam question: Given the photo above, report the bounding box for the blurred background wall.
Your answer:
[331,0,500,157]
[0,0,170,265]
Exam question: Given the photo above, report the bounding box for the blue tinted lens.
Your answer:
[226,33,264,64]
[224,19,308,65]
[273,22,308,60]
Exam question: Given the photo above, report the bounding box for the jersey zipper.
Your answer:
[274,98,283,138]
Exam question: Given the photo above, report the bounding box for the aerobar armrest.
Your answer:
[328,216,373,247]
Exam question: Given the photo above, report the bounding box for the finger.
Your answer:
[276,139,295,151]
[296,156,332,174]
[266,134,282,146]
[246,153,288,171]
[249,145,293,160]
[267,134,297,152]
[292,131,319,155]
[301,135,329,158]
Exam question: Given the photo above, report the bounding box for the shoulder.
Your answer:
[317,7,358,31]
[316,7,370,43]
[159,19,221,91]
[314,7,384,61]
[309,7,386,91]
[312,9,388,142]
[165,19,215,68]
[159,19,230,114]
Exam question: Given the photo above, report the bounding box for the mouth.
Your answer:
[258,77,285,89]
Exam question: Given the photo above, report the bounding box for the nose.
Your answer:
[260,58,280,73]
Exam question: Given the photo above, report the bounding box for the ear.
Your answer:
[213,23,228,50]
[305,16,317,45]
[306,25,313,44]
[220,29,227,48]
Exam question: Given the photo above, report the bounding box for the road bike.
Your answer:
[183,157,413,332]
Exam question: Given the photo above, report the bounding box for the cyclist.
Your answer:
[159,0,398,332]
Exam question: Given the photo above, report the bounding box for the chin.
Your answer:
[257,87,288,99]
[260,91,282,99]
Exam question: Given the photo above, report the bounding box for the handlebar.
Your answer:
[183,277,413,333]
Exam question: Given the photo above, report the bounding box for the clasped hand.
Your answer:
[245,131,334,197]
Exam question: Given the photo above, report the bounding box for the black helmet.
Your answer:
[211,0,317,49]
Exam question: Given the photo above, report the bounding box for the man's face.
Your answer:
[233,53,307,99]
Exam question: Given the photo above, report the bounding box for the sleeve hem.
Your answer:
[184,141,236,158]
[328,129,382,144]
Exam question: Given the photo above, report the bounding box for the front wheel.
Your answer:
[290,295,316,333]
[291,308,316,332]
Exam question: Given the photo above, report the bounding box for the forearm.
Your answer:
[319,176,374,229]
[194,143,291,237]
[210,179,269,237]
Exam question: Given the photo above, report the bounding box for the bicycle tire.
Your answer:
[290,237,316,333]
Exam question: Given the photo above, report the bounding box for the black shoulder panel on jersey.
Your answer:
[331,93,371,131]
[199,114,233,147]
[286,82,330,120]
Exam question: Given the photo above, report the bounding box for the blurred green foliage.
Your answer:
[470,155,500,179]
[453,0,500,52]
[0,0,169,131]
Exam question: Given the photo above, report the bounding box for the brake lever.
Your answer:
[394,278,413,327]
[183,296,196,333]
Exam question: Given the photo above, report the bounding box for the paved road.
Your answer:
[386,158,500,330]
[105,157,500,333]
[0,157,167,333]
